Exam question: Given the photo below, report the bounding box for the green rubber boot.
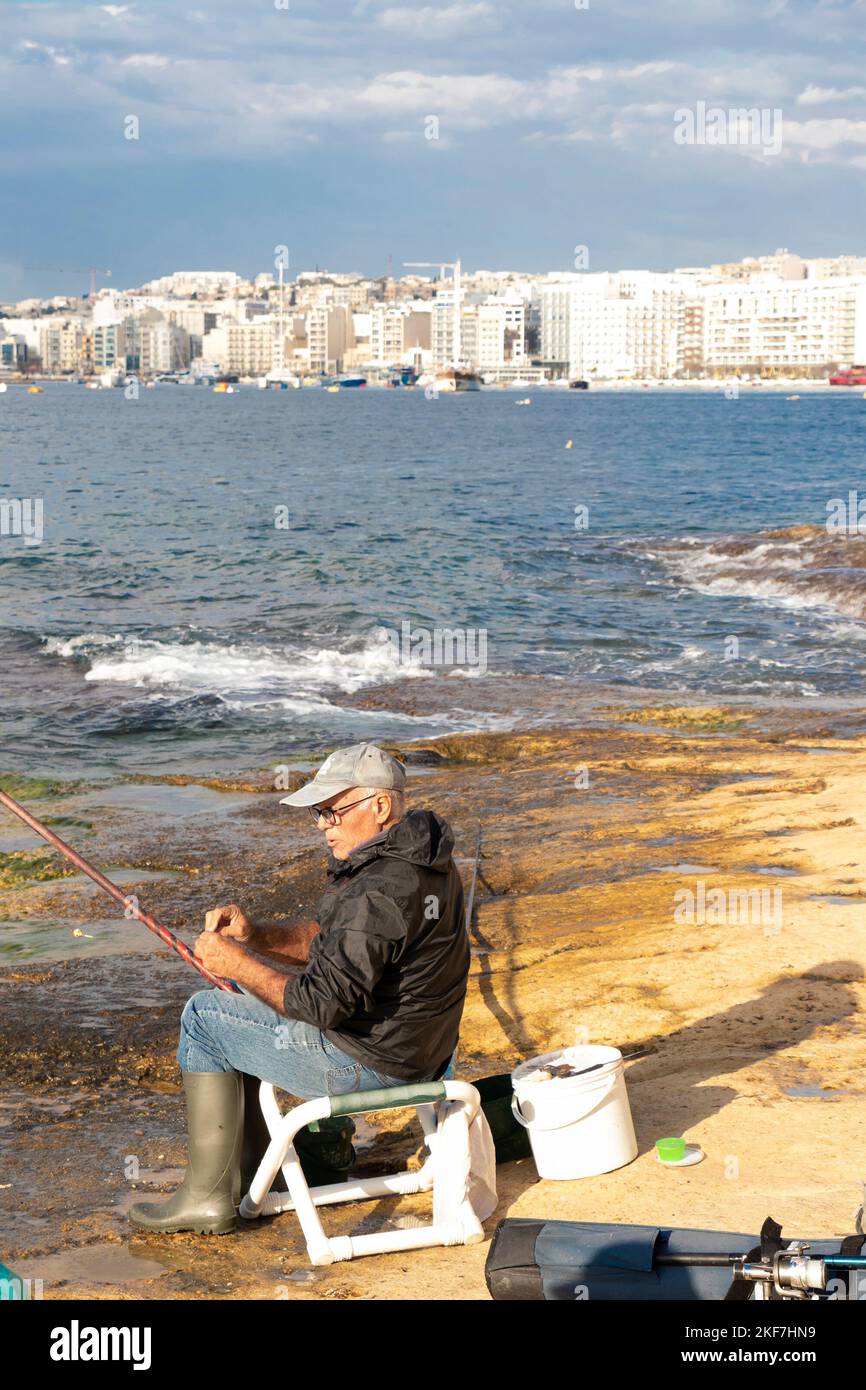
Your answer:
[129,1071,243,1235]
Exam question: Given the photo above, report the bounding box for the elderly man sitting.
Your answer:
[129,743,469,1235]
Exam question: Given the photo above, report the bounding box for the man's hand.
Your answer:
[195,929,248,977]
[204,902,253,942]
[194,928,289,1015]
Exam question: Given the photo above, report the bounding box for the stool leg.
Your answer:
[416,1102,439,1138]
[240,1073,287,1196]
[281,1144,336,1265]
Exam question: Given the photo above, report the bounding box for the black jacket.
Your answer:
[281,810,469,1081]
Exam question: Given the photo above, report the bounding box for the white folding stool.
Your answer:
[239,1078,484,1264]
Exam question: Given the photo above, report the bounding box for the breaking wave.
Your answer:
[41,628,433,710]
[642,525,866,623]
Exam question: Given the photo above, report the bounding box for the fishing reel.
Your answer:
[737,1243,831,1299]
[736,1241,866,1300]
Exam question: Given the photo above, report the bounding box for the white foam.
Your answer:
[42,628,434,705]
[44,632,125,658]
[824,620,866,643]
[649,535,866,622]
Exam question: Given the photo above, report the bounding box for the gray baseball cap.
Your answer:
[279,742,406,808]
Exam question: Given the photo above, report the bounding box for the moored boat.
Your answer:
[260,369,301,389]
[434,368,481,392]
[829,365,866,385]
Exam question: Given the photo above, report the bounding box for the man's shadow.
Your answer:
[479,953,861,1219]
[622,962,862,1144]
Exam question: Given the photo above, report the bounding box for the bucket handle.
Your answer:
[511,1072,620,1132]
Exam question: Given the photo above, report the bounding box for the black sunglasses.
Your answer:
[308,792,378,827]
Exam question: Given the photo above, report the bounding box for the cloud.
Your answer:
[783,116,866,150]
[797,83,866,105]
[17,39,75,66]
[121,52,169,68]
[616,61,678,79]
[376,3,495,38]
[4,0,866,175]
[358,70,527,124]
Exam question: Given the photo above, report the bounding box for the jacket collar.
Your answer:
[326,826,394,879]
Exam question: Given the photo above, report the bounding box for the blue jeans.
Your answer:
[177,988,453,1098]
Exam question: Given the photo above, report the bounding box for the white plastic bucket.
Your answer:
[511,1045,637,1180]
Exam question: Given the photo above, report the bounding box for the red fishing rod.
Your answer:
[0,786,240,993]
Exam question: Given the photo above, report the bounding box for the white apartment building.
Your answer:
[539,273,684,379]
[497,296,526,362]
[305,305,353,374]
[138,320,191,374]
[431,292,457,368]
[461,303,507,371]
[700,277,866,373]
[201,320,275,375]
[369,305,407,365]
[364,303,434,367]
[621,273,683,378]
[537,275,584,366]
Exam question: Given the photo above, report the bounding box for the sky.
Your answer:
[2,0,866,299]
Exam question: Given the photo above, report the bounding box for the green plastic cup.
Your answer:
[656,1137,686,1163]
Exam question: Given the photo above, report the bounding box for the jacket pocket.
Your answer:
[325,1063,362,1096]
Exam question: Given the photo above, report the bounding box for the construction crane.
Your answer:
[23,267,112,298]
[404,259,462,363]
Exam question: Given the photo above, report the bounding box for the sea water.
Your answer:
[3,384,866,779]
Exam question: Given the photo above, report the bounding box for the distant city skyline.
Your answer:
[4,1,866,301]
[6,251,866,383]
[7,247,866,307]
